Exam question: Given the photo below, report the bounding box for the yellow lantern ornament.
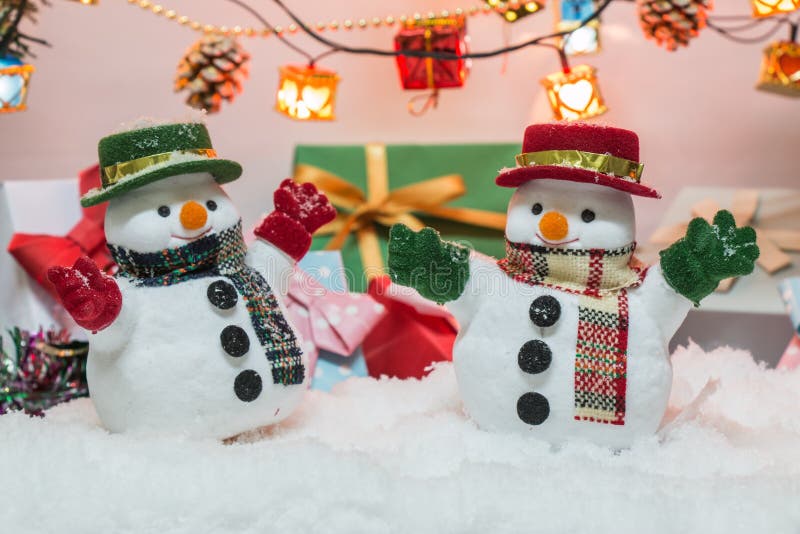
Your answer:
[0,56,34,114]
[275,64,340,121]
[484,0,545,23]
[751,0,800,18]
[540,63,607,120]
[756,41,800,97]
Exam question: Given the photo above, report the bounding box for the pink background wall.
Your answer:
[0,0,797,237]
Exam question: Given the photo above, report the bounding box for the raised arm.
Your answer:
[387,224,511,329]
[247,179,335,297]
[659,210,759,306]
[47,257,135,355]
[639,209,759,343]
[632,264,693,345]
[387,223,471,305]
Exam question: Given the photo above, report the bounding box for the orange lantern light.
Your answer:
[540,64,607,120]
[275,64,340,121]
[0,56,34,114]
[751,0,800,18]
[756,41,800,97]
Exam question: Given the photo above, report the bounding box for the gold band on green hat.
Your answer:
[515,150,644,183]
[101,148,218,187]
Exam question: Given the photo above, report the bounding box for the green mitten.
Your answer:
[387,223,470,304]
[660,209,760,306]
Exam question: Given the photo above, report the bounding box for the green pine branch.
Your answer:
[0,0,50,61]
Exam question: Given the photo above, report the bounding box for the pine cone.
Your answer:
[174,34,250,113]
[637,0,713,51]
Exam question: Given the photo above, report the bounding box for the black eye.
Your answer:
[581,209,596,223]
[157,206,171,217]
[531,203,543,215]
[206,200,218,211]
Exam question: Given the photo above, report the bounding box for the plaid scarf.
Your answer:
[108,221,304,386]
[498,240,646,425]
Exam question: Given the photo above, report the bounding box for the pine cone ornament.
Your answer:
[637,0,713,51]
[174,34,250,113]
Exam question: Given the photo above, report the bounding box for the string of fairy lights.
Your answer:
[122,0,546,37]
[0,0,799,120]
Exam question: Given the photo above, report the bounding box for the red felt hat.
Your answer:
[496,122,660,198]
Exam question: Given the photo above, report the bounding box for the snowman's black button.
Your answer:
[221,325,250,357]
[207,280,238,310]
[518,340,552,374]
[529,296,560,328]
[517,392,550,425]
[234,370,262,402]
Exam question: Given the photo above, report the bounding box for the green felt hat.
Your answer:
[81,122,242,207]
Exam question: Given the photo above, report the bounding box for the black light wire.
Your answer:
[225,0,315,63]
[221,0,798,64]
[270,0,616,63]
[707,17,790,44]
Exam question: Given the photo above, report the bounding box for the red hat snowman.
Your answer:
[496,122,659,197]
[388,121,758,448]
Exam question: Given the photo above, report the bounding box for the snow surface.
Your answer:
[1,343,799,534]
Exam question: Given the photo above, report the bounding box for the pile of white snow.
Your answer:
[1,343,799,533]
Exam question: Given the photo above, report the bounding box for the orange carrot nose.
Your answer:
[539,211,569,242]
[180,201,207,230]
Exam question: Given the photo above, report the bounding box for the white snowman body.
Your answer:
[90,173,306,438]
[448,179,691,448]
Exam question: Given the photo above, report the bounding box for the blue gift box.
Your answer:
[560,0,595,22]
[298,251,369,391]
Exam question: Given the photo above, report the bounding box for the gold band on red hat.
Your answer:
[101,148,218,187]
[515,150,644,183]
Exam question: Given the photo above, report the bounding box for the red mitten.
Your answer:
[255,179,336,261]
[254,211,312,262]
[272,179,336,234]
[47,256,122,333]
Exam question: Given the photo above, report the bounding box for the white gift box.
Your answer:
[644,187,798,366]
[0,178,82,336]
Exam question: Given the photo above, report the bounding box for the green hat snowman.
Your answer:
[81,122,242,207]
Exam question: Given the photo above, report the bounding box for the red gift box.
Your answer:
[362,275,457,379]
[7,164,114,299]
[394,16,468,90]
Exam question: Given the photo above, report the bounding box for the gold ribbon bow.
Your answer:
[294,143,507,279]
[650,189,800,291]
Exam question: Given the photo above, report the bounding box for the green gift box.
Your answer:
[293,142,520,292]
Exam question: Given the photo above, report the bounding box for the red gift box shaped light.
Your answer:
[394,16,469,91]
